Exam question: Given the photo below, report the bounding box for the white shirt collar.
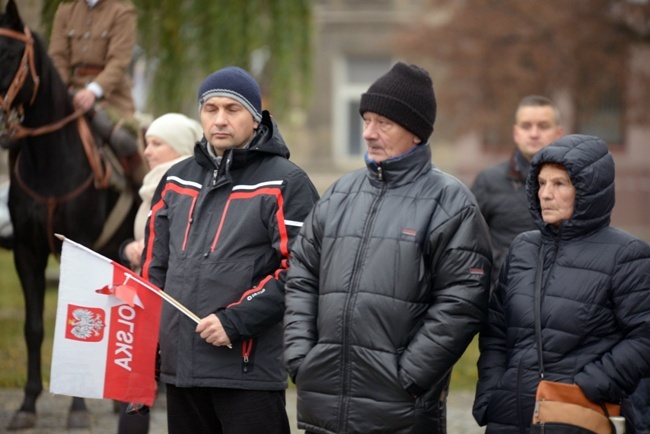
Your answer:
[86,0,101,8]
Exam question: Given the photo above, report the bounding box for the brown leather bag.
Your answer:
[531,380,620,434]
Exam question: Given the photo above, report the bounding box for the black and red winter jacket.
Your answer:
[142,111,319,390]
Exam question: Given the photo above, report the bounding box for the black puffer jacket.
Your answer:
[473,135,650,433]
[284,144,492,434]
[631,378,650,432]
[141,111,319,390]
[471,150,535,280]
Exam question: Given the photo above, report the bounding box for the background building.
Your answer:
[8,0,650,240]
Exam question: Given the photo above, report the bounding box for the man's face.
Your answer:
[362,112,420,163]
[200,96,259,156]
[513,106,563,161]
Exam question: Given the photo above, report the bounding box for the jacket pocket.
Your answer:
[294,343,340,392]
[196,259,254,315]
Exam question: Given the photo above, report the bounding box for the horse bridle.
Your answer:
[0,25,110,186]
[0,26,114,256]
[0,26,40,139]
[0,26,88,141]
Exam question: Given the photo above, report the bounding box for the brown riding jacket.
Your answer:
[48,0,136,118]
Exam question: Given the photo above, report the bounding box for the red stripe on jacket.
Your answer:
[142,182,199,281]
[227,275,274,309]
[213,187,290,305]
[210,187,289,256]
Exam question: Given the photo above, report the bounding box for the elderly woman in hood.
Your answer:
[472,134,650,433]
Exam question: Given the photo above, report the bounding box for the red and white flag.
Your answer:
[50,237,163,406]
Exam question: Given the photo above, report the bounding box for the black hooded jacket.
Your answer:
[473,135,650,433]
[141,111,319,390]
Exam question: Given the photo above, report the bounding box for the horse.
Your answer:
[0,0,140,429]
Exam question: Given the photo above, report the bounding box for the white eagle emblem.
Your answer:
[68,308,105,340]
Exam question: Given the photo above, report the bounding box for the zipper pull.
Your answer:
[241,339,253,373]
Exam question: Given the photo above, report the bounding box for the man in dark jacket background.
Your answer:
[471,95,564,281]
[284,62,493,434]
[141,66,319,434]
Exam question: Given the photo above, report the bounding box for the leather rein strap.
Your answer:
[0,27,88,140]
[0,25,111,188]
[0,26,39,123]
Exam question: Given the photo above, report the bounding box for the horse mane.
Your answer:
[25,30,75,127]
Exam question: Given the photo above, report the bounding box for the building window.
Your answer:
[333,57,393,160]
[576,88,624,145]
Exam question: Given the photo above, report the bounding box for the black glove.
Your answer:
[125,402,150,416]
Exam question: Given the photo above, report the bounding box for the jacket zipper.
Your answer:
[242,338,253,373]
[338,171,387,433]
[522,231,561,432]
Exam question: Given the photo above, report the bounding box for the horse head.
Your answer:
[1,0,78,152]
[0,0,43,143]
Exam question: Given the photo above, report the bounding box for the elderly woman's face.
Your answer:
[144,136,181,169]
[538,163,575,227]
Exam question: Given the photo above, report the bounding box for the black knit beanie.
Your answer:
[359,62,436,143]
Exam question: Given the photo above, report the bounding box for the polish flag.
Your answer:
[50,237,162,406]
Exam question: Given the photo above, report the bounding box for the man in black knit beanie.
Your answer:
[284,62,492,433]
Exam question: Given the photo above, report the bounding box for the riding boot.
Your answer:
[87,107,147,188]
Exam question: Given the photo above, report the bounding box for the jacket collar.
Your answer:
[509,149,530,182]
[365,143,432,188]
[194,110,290,173]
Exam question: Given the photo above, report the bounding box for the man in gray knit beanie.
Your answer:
[140,65,319,434]
[196,66,264,158]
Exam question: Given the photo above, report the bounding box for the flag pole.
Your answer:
[55,234,232,348]
[117,271,200,323]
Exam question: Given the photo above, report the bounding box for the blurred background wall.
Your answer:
[7,0,650,240]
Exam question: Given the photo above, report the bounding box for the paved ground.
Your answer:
[0,387,485,433]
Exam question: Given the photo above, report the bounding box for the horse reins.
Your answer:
[14,157,95,258]
[0,25,111,188]
[0,26,90,140]
[0,26,39,134]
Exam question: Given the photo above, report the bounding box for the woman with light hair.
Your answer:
[116,113,201,434]
[121,113,202,270]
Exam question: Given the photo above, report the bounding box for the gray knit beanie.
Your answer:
[359,62,436,142]
[197,66,262,122]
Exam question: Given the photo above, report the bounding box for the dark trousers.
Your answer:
[117,401,150,434]
[165,383,291,434]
